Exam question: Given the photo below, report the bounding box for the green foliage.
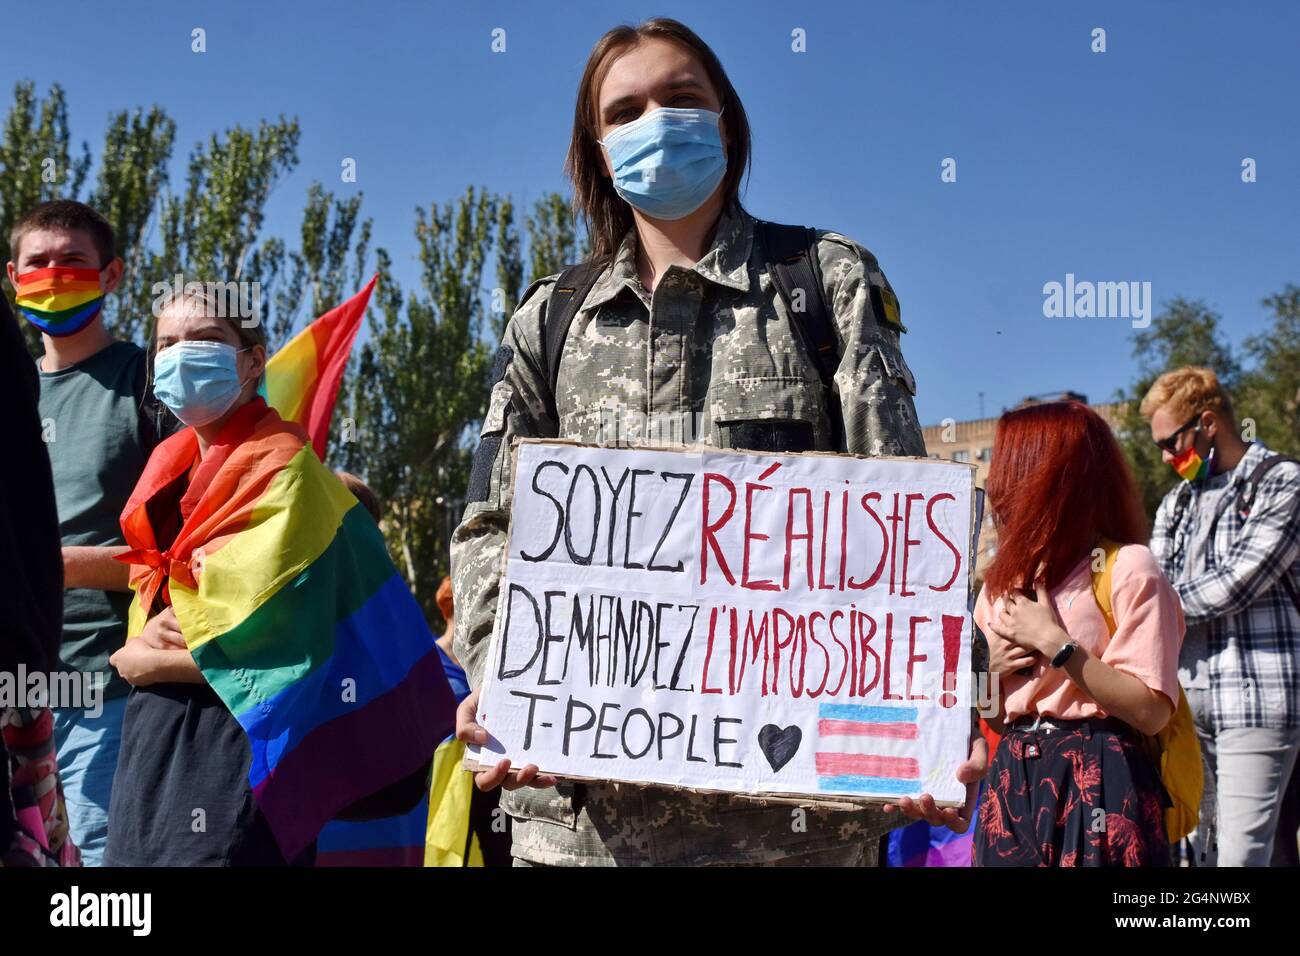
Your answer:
[340,187,504,622]
[89,105,176,345]
[337,190,581,625]
[1239,285,1300,454]
[525,191,583,281]
[0,82,92,353]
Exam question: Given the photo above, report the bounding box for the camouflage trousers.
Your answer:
[501,781,901,867]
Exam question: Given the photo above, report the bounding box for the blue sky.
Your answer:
[5,0,1297,426]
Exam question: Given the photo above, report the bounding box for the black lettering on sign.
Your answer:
[563,464,600,565]
[498,584,543,680]
[648,471,694,572]
[519,460,568,562]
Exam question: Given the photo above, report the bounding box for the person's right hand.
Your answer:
[456,687,559,792]
[984,606,1037,675]
[138,606,188,650]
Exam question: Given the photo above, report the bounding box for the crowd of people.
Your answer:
[2,17,1297,869]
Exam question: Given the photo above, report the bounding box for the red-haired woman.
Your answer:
[974,401,1184,866]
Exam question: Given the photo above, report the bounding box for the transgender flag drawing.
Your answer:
[815,704,920,796]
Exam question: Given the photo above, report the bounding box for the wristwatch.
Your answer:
[1050,640,1079,668]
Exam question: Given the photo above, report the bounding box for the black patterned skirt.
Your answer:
[974,718,1170,867]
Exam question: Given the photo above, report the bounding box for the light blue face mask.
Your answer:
[599,106,727,221]
[153,340,249,427]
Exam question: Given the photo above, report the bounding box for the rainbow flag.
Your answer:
[316,797,430,867]
[263,275,376,459]
[317,646,482,867]
[14,267,105,335]
[118,397,455,861]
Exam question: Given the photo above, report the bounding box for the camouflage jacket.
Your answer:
[451,203,926,866]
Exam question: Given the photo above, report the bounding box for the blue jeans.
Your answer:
[53,694,129,867]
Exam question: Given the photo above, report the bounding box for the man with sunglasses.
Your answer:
[1142,366,1300,866]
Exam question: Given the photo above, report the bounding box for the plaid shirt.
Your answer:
[1149,441,1300,731]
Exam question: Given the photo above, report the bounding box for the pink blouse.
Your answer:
[974,544,1185,723]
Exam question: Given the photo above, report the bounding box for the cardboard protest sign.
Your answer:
[468,439,976,806]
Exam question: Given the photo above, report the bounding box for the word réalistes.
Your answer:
[517,459,963,597]
[498,585,966,706]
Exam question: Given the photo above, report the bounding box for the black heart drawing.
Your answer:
[757,724,802,772]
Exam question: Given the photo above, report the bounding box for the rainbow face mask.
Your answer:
[1171,442,1212,482]
[14,267,106,337]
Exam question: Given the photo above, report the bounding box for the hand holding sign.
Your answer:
[883,732,987,832]
[456,689,558,792]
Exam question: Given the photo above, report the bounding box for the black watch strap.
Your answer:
[1050,641,1079,668]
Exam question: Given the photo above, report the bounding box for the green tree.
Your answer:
[143,118,304,348]
[1238,284,1300,455]
[339,191,579,627]
[525,191,584,282]
[262,182,373,352]
[89,106,176,345]
[0,83,92,353]
[340,186,509,624]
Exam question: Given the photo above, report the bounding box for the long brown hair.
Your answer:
[983,401,1149,598]
[566,18,752,263]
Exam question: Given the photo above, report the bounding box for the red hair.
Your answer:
[984,401,1148,598]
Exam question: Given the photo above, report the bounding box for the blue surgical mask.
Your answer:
[153,340,249,427]
[599,107,726,220]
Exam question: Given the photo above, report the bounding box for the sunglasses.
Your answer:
[1154,413,1202,454]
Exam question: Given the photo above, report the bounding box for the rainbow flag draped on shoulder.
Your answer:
[118,397,455,861]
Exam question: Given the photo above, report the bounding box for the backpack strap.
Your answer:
[1236,454,1300,617]
[754,220,845,450]
[540,261,605,407]
[1237,454,1300,516]
[1090,537,1123,636]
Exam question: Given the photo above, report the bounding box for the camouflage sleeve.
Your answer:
[450,277,559,689]
[816,234,926,458]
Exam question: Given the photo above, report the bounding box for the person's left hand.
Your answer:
[882,733,988,833]
[987,583,1066,658]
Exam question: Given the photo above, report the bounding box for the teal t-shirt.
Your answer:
[38,341,168,701]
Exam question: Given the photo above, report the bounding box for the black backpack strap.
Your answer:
[1237,454,1300,616]
[541,261,605,406]
[755,220,844,450]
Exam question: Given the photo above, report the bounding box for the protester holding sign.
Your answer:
[451,17,985,866]
[974,401,1184,866]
